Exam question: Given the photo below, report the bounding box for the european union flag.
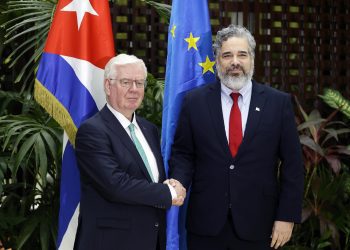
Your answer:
[161,1,215,249]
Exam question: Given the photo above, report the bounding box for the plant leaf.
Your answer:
[40,130,58,166]
[300,135,324,156]
[301,206,313,222]
[16,215,40,249]
[297,118,326,131]
[320,88,350,119]
[35,134,48,187]
[40,218,50,250]
[323,128,350,145]
[324,155,341,175]
[13,133,39,177]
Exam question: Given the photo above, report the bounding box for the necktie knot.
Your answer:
[230,92,240,103]
[129,123,135,133]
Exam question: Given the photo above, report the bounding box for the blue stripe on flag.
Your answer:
[57,142,81,246]
[36,53,98,128]
[161,1,215,249]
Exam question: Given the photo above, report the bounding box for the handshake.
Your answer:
[163,178,186,206]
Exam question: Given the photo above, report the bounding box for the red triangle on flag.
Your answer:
[44,0,115,69]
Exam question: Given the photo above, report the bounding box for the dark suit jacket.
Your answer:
[74,105,172,250]
[169,80,304,241]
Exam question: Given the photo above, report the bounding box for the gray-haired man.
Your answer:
[169,25,304,249]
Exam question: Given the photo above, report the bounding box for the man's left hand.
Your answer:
[270,221,294,249]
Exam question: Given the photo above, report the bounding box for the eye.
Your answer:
[222,54,233,59]
[121,80,132,86]
[136,80,146,88]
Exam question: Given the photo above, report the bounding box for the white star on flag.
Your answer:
[61,0,99,30]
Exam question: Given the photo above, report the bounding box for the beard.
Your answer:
[216,63,254,90]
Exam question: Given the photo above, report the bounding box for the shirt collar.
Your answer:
[106,103,140,130]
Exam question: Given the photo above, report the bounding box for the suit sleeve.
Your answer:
[276,94,304,223]
[168,95,195,189]
[75,121,172,209]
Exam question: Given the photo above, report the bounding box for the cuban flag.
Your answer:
[161,0,215,249]
[34,0,115,249]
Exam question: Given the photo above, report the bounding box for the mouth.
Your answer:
[227,68,243,77]
[127,97,139,101]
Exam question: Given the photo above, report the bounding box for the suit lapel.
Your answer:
[100,106,153,182]
[206,82,232,157]
[206,81,267,159]
[241,81,266,147]
[137,118,166,183]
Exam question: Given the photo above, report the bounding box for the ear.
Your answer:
[104,79,110,95]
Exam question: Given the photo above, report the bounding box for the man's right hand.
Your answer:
[164,179,186,206]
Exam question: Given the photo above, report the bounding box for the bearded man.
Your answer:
[168,24,304,250]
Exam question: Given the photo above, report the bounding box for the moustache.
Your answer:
[226,66,245,74]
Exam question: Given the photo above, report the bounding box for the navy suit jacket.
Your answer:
[74,105,172,250]
[169,80,304,241]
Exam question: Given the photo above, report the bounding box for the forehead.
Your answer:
[113,63,146,78]
[220,36,249,53]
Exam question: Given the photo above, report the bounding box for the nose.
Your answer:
[129,81,138,90]
[231,55,240,66]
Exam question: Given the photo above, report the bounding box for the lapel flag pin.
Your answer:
[255,107,260,111]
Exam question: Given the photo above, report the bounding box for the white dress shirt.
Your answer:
[221,80,252,142]
[107,103,159,182]
[106,104,177,199]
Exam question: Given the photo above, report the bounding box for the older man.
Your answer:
[169,25,304,249]
[74,54,185,250]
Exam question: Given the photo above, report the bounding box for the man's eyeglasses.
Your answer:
[109,78,146,89]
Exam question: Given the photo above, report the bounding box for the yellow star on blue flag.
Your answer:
[171,24,176,38]
[199,56,215,74]
[184,32,200,50]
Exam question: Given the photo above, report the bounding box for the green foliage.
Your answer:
[288,168,350,249]
[296,96,350,175]
[137,74,164,128]
[140,0,171,22]
[1,0,56,90]
[112,0,171,22]
[286,96,350,249]
[0,91,62,250]
[0,2,7,57]
[320,88,350,119]
[0,114,62,183]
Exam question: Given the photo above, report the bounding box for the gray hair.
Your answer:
[213,24,256,59]
[104,54,148,80]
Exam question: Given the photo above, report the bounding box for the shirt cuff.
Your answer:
[167,184,177,199]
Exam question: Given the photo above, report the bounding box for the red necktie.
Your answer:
[229,93,242,157]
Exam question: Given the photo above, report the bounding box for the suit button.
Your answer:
[155,222,159,228]
[229,165,235,170]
